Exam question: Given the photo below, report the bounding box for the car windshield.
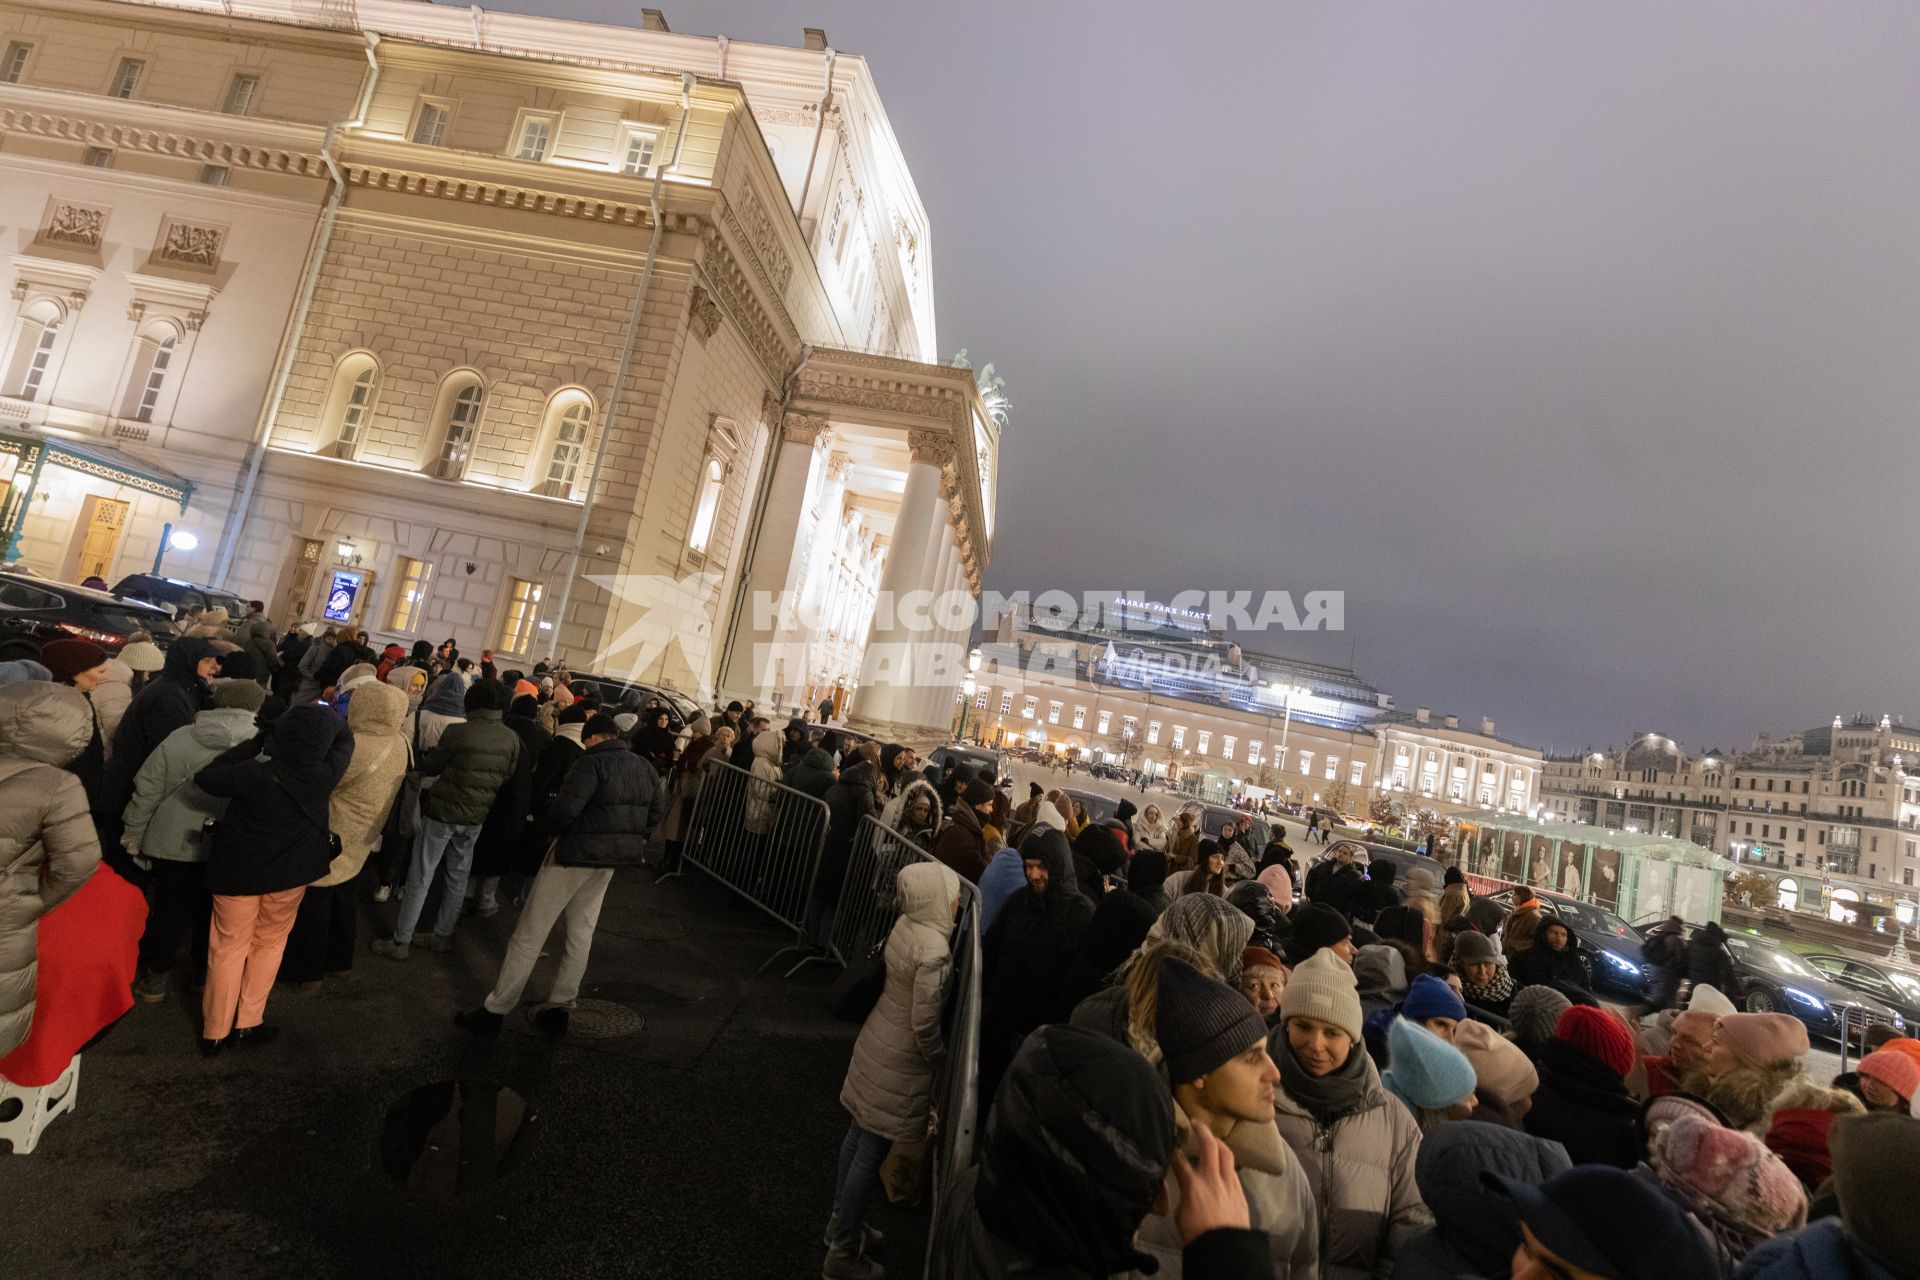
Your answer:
[1877,967,1920,1002]
[1552,899,1635,940]
[1725,935,1817,979]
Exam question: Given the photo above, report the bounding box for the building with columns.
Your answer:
[977,599,1540,814]
[0,0,996,735]
[1539,714,1920,929]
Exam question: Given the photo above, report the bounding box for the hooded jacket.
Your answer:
[818,758,882,900]
[1396,1121,1572,1280]
[196,705,353,896]
[1057,890,1158,1021]
[1273,1034,1431,1280]
[879,778,942,842]
[236,610,279,677]
[782,744,837,800]
[1735,1218,1900,1280]
[120,707,262,863]
[977,848,1025,933]
[316,682,410,886]
[89,658,134,759]
[1354,944,1410,1018]
[1132,1104,1320,1280]
[104,637,215,811]
[1521,1037,1641,1169]
[841,861,962,1142]
[743,727,784,835]
[1133,809,1170,854]
[548,737,664,867]
[935,800,993,883]
[1352,862,1401,924]
[0,683,102,1058]
[980,828,1094,1101]
[418,707,522,827]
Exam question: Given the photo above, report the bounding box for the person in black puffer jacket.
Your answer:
[978,826,1094,1111]
[1350,858,1401,925]
[457,713,662,1039]
[1686,921,1739,999]
[102,637,218,837]
[807,746,882,945]
[193,704,352,1054]
[1507,917,1593,999]
[469,694,551,917]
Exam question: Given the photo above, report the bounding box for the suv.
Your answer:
[0,571,177,659]
[565,673,702,732]
[929,743,1007,787]
[108,574,247,627]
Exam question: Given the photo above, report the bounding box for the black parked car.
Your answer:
[1801,952,1920,1029]
[1482,886,1651,998]
[1715,930,1905,1046]
[564,673,702,732]
[108,573,247,628]
[0,570,177,660]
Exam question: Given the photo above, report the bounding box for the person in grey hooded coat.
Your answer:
[0,683,103,1056]
[1395,1120,1571,1279]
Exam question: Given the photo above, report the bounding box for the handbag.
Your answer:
[824,937,888,1022]
[272,773,344,859]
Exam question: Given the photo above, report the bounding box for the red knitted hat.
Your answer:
[38,637,108,684]
[1555,1004,1635,1078]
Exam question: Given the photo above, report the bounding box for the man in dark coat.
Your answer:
[978,826,1095,1109]
[457,714,662,1038]
[469,694,550,916]
[1303,840,1361,908]
[1686,921,1738,999]
[934,777,996,883]
[373,679,521,958]
[235,601,279,687]
[1071,822,1126,901]
[310,628,376,696]
[1350,858,1401,925]
[102,636,218,836]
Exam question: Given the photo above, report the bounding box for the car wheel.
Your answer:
[1744,987,1776,1014]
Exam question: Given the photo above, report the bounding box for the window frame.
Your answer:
[197,164,231,187]
[7,299,67,402]
[222,72,261,116]
[409,98,453,148]
[617,124,660,176]
[108,56,144,100]
[684,418,741,564]
[82,147,114,168]
[426,372,487,481]
[387,555,433,632]
[496,577,544,655]
[321,353,381,459]
[509,108,560,163]
[1,41,31,84]
[536,390,595,498]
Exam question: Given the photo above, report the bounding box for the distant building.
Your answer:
[977,598,1540,814]
[1539,714,1920,927]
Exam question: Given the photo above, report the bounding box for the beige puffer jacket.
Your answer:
[0,683,104,1057]
[1134,1105,1321,1279]
[90,658,134,760]
[840,861,962,1142]
[317,681,411,887]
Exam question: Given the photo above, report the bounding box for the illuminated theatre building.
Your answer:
[977,598,1543,813]
[0,0,996,735]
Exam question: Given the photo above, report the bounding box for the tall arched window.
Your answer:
[321,354,380,458]
[685,418,741,563]
[117,320,182,423]
[538,394,593,497]
[428,374,485,480]
[4,299,64,401]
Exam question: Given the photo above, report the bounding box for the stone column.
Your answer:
[851,435,946,733]
[721,413,831,699]
[913,529,961,733]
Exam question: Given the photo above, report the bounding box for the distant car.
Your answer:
[1060,788,1121,826]
[564,673,702,733]
[1483,886,1650,997]
[1716,930,1905,1046]
[1196,804,1271,853]
[0,571,177,660]
[1801,952,1920,1029]
[928,743,1006,786]
[108,574,247,627]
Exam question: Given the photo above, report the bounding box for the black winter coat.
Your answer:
[518,731,583,875]
[1686,927,1738,995]
[817,760,881,904]
[196,706,352,896]
[979,829,1094,1104]
[1520,1039,1640,1169]
[548,738,663,867]
[311,640,376,692]
[1507,941,1590,992]
[104,637,216,813]
[475,715,549,877]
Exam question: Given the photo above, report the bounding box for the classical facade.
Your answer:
[976,599,1541,814]
[1539,715,1920,927]
[0,0,995,734]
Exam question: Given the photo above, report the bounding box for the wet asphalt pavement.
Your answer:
[1,869,928,1280]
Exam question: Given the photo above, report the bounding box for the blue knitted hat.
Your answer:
[1383,1017,1479,1111]
[1402,973,1468,1025]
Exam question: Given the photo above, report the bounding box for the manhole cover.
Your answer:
[563,999,646,1040]
[376,1079,538,1204]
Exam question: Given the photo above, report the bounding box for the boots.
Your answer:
[821,1242,883,1280]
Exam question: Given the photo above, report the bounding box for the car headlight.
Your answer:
[1600,949,1640,975]
[1785,987,1827,1011]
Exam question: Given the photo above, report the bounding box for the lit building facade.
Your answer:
[1539,715,1920,927]
[0,0,995,733]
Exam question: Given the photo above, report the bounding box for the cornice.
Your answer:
[0,95,329,179]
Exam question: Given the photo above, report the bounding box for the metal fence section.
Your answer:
[1836,1002,1901,1073]
[825,815,937,969]
[926,879,981,1274]
[663,759,829,973]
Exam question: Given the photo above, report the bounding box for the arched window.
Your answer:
[1776,878,1799,912]
[538,394,593,497]
[685,418,741,562]
[5,299,64,401]
[118,320,182,422]
[428,374,485,480]
[320,354,380,458]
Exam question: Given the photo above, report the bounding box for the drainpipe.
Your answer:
[712,344,812,701]
[469,5,485,50]
[211,31,381,585]
[548,72,695,666]
[794,47,836,225]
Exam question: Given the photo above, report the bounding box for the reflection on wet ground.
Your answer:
[377,1080,539,1203]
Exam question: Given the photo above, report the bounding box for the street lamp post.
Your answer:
[1270,681,1310,804]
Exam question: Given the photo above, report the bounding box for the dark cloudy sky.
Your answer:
[534,0,1920,754]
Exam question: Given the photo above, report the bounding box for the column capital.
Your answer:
[782,412,832,446]
[826,449,852,480]
[908,428,955,468]
[688,284,723,341]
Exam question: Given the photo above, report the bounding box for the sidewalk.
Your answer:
[1,869,932,1279]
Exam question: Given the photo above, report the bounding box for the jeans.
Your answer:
[394,817,481,943]
[482,859,613,1015]
[829,1121,890,1251]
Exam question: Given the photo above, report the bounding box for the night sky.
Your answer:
[526,1,1920,754]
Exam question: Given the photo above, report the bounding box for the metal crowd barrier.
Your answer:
[1836,1002,1901,1073]
[926,880,982,1266]
[663,759,830,973]
[825,815,938,969]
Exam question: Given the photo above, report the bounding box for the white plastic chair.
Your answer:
[0,1054,80,1154]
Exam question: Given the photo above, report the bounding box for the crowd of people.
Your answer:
[833,773,1920,1280]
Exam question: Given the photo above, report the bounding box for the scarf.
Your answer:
[1278,1036,1374,1122]
[1463,967,1517,1007]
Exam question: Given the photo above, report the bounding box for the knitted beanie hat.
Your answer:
[1383,1017,1479,1112]
[1240,945,1286,978]
[1688,983,1738,1016]
[1832,1113,1920,1270]
[1858,1047,1920,1102]
[213,680,267,712]
[1454,1018,1539,1105]
[1765,1108,1839,1190]
[1715,1013,1810,1069]
[1280,947,1363,1042]
[1443,865,1466,886]
[1555,1005,1635,1078]
[1155,957,1269,1085]
[1508,984,1572,1045]
[1290,902,1352,956]
[38,638,108,684]
[1452,930,1498,966]
[118,639,165,672]
[1653,1115,1807,1241]
[1402,973,1468,1025]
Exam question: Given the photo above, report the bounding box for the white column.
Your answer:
[853,455,941,728]
[909,523,958,730]
[723,415,831,697]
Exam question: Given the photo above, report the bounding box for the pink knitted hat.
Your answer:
[1653,1115,1807,1243]
[1714,1012,1809,1068]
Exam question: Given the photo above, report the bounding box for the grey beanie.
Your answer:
[1509,984,1573,1046]
[1155,956,1269,1086]
[1453,930,1498,965]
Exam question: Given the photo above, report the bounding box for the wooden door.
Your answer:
[70,495,131,581]
[281,538,322,623]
